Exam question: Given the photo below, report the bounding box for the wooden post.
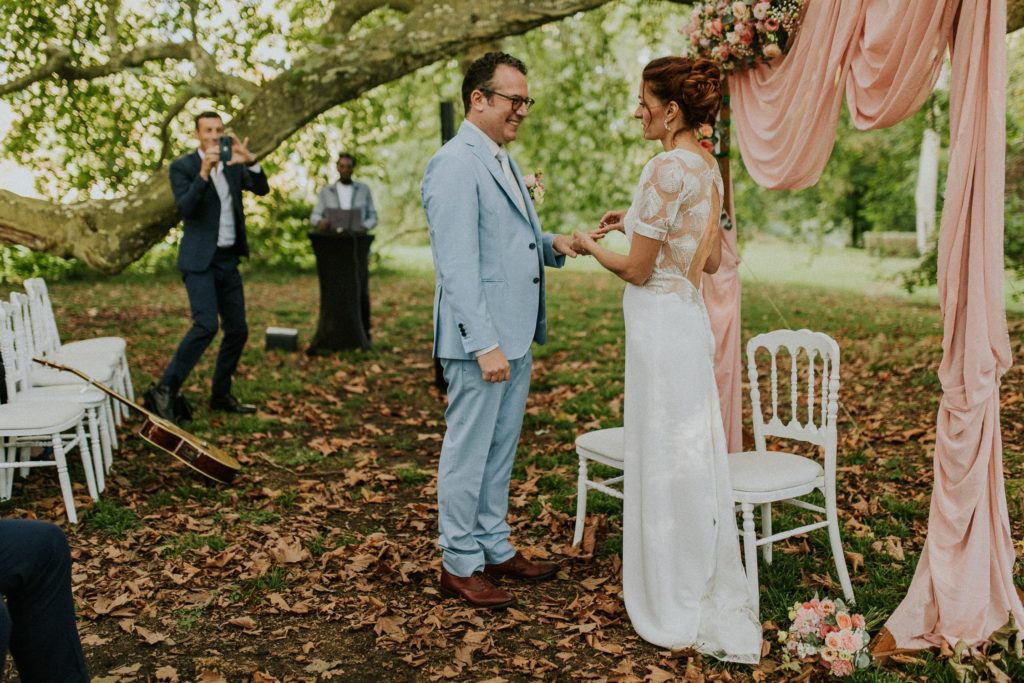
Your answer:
[718,76,734,228]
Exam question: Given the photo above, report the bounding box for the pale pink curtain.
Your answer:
[704,195,742,452]
[721,0,1020,649]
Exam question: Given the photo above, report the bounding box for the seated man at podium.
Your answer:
[310,152,378,233]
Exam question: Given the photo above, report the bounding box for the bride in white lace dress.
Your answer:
[572,57,761,663]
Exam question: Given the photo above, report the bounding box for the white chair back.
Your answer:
[22,278,61,356]
[746,329,840,454]
[0,303,19,403]
[0,297,36,401]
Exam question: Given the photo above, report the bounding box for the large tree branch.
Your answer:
[1011,0,1024,33]
[326,0,419,35]
[0,0,613,273]
[0,42,191,96]
[0,38,260,102]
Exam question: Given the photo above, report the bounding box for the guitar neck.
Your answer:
[31,357,153,420]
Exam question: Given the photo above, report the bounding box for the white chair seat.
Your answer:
[575,427,624,462]
[19,385,107,406]
[62,337,126,356]
[729,451,824,493]
[30,361,115,387]
[53,346,121,368]
[0,401,83,431]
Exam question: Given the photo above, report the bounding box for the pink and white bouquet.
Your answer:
[779,596,872,677]
[523,171,545,205]
[682,0,805,73]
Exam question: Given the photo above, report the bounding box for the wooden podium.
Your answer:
[307,231,373,353]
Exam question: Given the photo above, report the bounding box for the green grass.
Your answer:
[83,499,141,538]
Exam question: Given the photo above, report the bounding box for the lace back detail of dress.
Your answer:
[624,149,721,293]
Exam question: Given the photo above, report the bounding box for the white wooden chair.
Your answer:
[9,291,120,465]
[22,278,133,424]
[729,329,854,614]
[0,303,98,524]
[572,427,624,547]
[2,298,113,490]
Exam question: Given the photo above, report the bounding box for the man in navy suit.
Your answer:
[147,111,269,422]
[422,53,577,608]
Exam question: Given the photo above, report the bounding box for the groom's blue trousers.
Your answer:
[438,350,532,577]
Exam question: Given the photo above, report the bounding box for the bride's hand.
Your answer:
[572,230,597,255]
[595,209,626,236]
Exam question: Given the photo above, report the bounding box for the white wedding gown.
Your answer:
[621,149,761,663]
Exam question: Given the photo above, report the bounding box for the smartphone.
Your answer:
[218,135,232,162]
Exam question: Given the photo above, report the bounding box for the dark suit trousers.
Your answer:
[160,251,248,397]
[0,520,89,682]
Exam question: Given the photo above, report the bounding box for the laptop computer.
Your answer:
[325,208,366,235]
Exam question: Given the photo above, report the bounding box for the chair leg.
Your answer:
[761,502,773,564]
[122,355,135,403]
[572,456,589,547]
[825,489,855,604]
[51,433,78,524]
[18,446,30,478]
[86,407,105,493]
[74,423,99,502]
[99,403,114,473]
[741,502,760,615]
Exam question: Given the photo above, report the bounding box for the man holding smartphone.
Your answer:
[144,111,269,423]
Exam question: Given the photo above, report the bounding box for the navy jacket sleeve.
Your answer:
[169,157,211,218]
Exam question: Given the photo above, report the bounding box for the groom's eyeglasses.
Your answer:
[481,89,536,112]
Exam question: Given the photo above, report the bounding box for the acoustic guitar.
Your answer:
[32,357,241,484]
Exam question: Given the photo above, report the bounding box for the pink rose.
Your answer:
[836,612,853,630]
[709,18,724,36]
[852,614,865,629]
[699,138,715,152]
[763,42,782,59]
[820,599,836,615]
[732,2,750,19]
[831,659,854,677]
[740,27,755,45]
[764,16,780,31]
[714,43,731,60]
[840,630,862,653]
[705,5,715,15]
[699,123,715,137]
[825,632,842,649]
[753,2,770,20]
[700,37,711,48]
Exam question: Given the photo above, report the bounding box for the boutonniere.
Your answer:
[523,171,545,205]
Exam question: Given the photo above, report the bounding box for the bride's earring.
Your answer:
[664,118,673,132]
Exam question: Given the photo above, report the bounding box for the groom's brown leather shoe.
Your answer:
[484,551,558,581]
[440,569,515,609]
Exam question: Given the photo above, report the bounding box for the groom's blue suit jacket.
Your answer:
[422,123,564,361]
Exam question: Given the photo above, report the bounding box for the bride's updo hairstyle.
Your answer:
[641,57,722,130]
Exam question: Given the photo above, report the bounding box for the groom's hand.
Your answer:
[477,348,511,383]
[552,234,578,258]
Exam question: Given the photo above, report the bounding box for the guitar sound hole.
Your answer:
[142,423,179,450]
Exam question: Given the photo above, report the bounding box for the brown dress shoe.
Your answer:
[440,569,515,609]
[484,551,558,581]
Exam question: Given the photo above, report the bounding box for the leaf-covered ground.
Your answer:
[2,263,1023,682]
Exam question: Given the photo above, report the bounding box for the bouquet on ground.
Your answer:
[779,596,871,677]
[682,0,805,73]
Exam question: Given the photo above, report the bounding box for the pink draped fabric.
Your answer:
[704,198,742,452]
[720,0,1020,648]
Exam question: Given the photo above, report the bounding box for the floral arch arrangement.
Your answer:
[682,0,805,73]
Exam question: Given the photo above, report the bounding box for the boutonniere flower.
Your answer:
[523,171,545,205]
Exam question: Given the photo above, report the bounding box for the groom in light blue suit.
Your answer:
[422,52,576,608]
